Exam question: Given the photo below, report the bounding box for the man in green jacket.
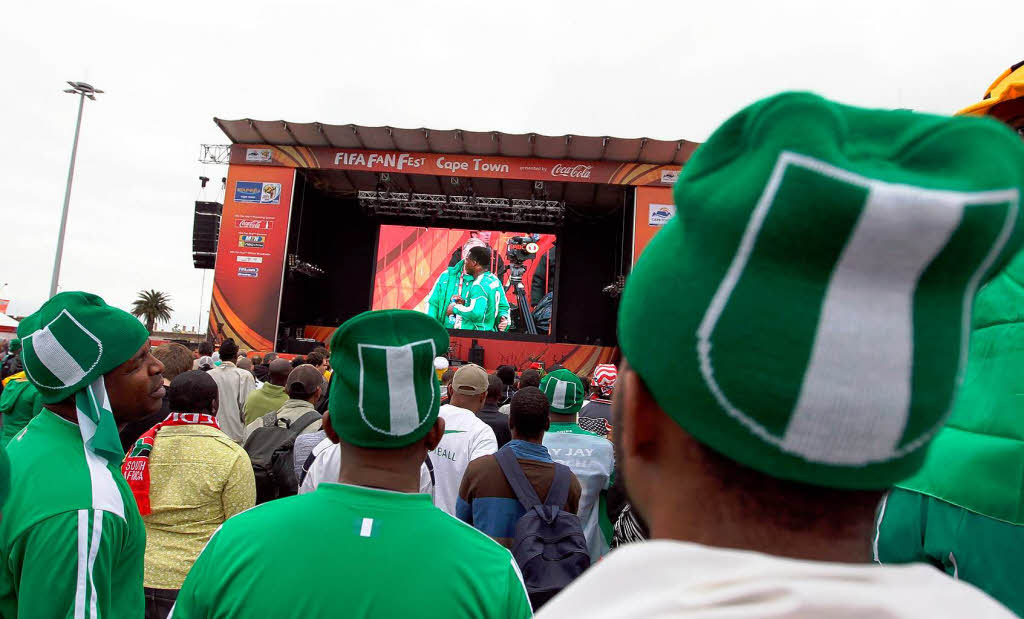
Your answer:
[242,358,292,424]
[0,291,167,618]
[0,371,42,446]
[428,244,509,331]
[874,60,1024,616]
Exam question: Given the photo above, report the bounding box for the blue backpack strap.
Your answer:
[495,446,543,510]
[544,462,571,508]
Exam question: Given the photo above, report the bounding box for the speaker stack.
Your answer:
[192,201,223,269]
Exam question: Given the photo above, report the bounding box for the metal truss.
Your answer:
[357,191,565,226]
[198,144,232,165]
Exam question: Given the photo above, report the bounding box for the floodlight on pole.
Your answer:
[49,81,104,298]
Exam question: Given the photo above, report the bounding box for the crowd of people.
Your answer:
[1,88,1024,617]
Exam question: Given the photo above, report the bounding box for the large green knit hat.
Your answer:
[8,338,19,354]
[18,291,150,462]
[329,310,449,448]
[620,92,1024,490]
[540,369,586,415]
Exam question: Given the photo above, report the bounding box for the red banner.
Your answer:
[232,144,680,187]
[209,165,296,351]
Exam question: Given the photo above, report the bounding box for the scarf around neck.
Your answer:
[122,411,220,515]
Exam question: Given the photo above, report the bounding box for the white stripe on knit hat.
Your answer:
[385,344,420,435]
[552,380,568,410]
[32,324,87,387]
[782,182,965,464]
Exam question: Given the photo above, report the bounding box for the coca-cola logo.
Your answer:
[551,164,593,179]
[236,219,272,230]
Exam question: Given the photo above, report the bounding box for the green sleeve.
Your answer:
[453,284,488,324]
[427,273,448,322]
[496,283,510,330]
[503,558,533,618]
[874,488,928,564]
[8,509,128,619]
[172,526,224,618]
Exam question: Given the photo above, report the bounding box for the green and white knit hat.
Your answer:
[620,92,1024,489]
[540,369,585,415]
[8,338,19,354]
[18,292,149,463]
[329,310,449,448]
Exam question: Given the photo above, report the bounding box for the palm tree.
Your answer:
[131,290,173,333]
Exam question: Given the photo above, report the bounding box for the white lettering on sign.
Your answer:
[332,151,426,171]
[551,164,593,179]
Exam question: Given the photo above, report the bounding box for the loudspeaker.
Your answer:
[192,201,223,269]
[468,340,485,367]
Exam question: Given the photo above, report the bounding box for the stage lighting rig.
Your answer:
[357,191,565,227]
[287,254,327,279]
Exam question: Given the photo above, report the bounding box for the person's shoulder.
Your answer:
[215,492,320,537]
[428,505,519,561]
[464,452,498,477]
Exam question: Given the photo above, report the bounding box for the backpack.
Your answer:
[494,447,591,609]
[243,410,321,504]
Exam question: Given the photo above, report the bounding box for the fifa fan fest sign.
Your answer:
[231,145,680,187]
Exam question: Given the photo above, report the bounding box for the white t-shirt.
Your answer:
[537,540,1015,618]
[430,404,498,515]
[299,438,433,497]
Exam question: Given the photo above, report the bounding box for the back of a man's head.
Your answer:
[263,352,277,365]
[291,355,306,368]
[467,245,492,270]
[237,357,254,372]
[286,364,323,402]
[440,368,455,387]
[198,341,213,357]
[509,387,550,441]
[219,338,239,363]
[485,374,503,405]
[496,365,516,386]
[152,343,194,382]
[306,351,325,369]
[519,369,541,389]
[168,370,219,414]
[251,354,263,366]
[327,310,449,493]
[268,358,293,387]
[610,92,1024,564]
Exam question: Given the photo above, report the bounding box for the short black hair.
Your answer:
[263,352,277,365]
[496,365,516,386]
[306,352,324,367]
[219,338,239,362]
[486,374,503,403]
[509,387,549,440]
[291,356,306,368]
[168,370,219,414]
[519,369,541,389]
[467,245,492,269]
[198,342,213,356]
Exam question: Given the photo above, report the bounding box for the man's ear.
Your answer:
[620,366,659,463]
[424,416,446,451]
[322,411,339,444]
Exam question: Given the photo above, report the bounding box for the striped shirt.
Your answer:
[0,410,145,618]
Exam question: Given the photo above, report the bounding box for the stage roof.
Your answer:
[214,119,700,166]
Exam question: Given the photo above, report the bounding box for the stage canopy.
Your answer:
[215,120,700,208]
[214,120,699,165]
[0,313,18,334]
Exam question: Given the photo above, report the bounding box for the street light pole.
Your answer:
[49,81,103,299]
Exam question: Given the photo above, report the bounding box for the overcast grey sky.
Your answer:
[2,0,1020,329]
